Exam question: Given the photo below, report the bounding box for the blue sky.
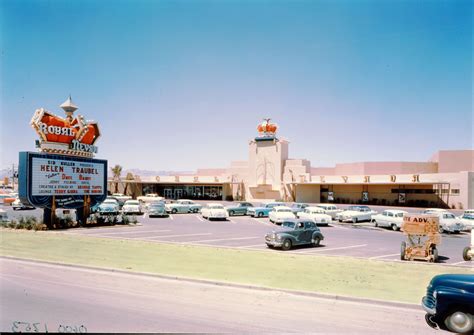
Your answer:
[1,0,472,171]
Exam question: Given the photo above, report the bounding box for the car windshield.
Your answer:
[150,203,164,208]
[103,200,116,204]
[443,214,455,219]
[210,205,224,209]
[463,214,474,219]
[281,222,295,229]
[395,213,405,217]
[312,211,322,214]
[348,206,360,211]
[125,201,139,205]
[277,209,292,212]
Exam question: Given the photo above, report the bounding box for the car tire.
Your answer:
[391,224,399,231]
[266,244,274,249]
[373,220,378,227]
[431,247,439,263]
[438,226,444,234]
[353,217,358,223]
[444,311,473,334]
[281,239,292,251]
[193,208,199,213]
[229,210,235,216]
[13,207,17,211]
[463,247,472,261]
[400,241,406,261]
[258,212,264,218]
[172,208,177,214]
[313,237,321,247]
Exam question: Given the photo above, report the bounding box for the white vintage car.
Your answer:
[336,205,377,223]
[137,193,164,204]
[459,210,474,231]
[165,199,202,214]
[371,209,408,231]
[315,204,342,219]
[297,207,332,226]
[122,200,142,215]
[431,211,464,233]
[269,206,296,224]
[201,203,229,220]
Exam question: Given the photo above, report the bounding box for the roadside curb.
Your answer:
[0,255,422,311]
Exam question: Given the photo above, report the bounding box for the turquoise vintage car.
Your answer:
[247,202,285,217]
[148,202,167,218]
[265,219,324,250]
[225,202,254,216]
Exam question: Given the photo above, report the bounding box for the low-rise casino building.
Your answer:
[110,120,474,209]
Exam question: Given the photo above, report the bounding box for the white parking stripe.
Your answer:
[169,215,174,220]
[142,233,212,240]
[369,253,400,260]
[228,219,236,224]
[186,236,260,243]
[94,229,172,236]
[253,218,271,226]
[195,215,204,222]
[294,244,368,254]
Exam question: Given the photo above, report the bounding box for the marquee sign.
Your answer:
[30,96,100,158]
[19,152,107,209]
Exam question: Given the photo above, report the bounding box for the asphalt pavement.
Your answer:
[0,258,437,334]
[2,204,472,267]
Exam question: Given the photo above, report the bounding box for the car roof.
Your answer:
[424,208,448,212]
[274,205,292,210]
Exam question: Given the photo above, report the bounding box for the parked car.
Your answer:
[165,199,202,214]
[297,207,332,226]
[335,205,377,223]
[201,203,229,220]
[289,203,309,215]
[269,206,296,224]
[247,202,284,217]
[264,219,324,250]
[225,202,254,216]
[2,193,17,205]
[428,211,464,234]
[422,208,449,214]
[97,199,120,216]
[371,209,408,231]
[459,211,474,231]
[137,193,165,205]
[315,204,343,219]
[148,202,167,218]
[111,193,132,206]
[422,274,474,334]
[122,200,142,215]
[12,198,35,210]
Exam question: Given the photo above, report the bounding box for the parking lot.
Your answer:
[3,203,472,268]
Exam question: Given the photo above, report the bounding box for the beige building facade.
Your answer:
[109,125,474,209]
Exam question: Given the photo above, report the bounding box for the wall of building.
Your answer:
[295,184,320,203]
[430,150,474,173]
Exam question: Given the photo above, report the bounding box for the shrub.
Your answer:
[8,220,17,229]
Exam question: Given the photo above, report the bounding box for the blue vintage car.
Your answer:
[265,219,324,250]
[247,202,285,217]
[422,274,474,333]
[225,202,254,216]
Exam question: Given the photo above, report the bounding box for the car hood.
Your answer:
[429,274,474,293]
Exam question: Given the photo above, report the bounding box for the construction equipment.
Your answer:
[401,214,441,262]
[462,228,473,261]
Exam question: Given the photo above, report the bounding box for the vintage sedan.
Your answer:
[137,193,165,205]
[165,199,202,214]
[269,206,296,224]
[265,219,324,250]
[12,198,35,210]
[97,199,120,216]
[201,203,229,220]
[225,202,253,216]
[433,212,464,234]
[148,202,167,218]
[297,207,332,226]
[372,209,408,231]
[122,200,142,215]
[459,212,474,231]
[290,203,309,215]
[336,205,377,223]
[315,204,343,219]
[247,202,285,217]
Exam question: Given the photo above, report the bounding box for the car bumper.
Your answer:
[421,297,436,315]
[265,239,283,247]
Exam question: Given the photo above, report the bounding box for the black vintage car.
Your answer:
[422,274,474,334]
[265,219,324,250]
